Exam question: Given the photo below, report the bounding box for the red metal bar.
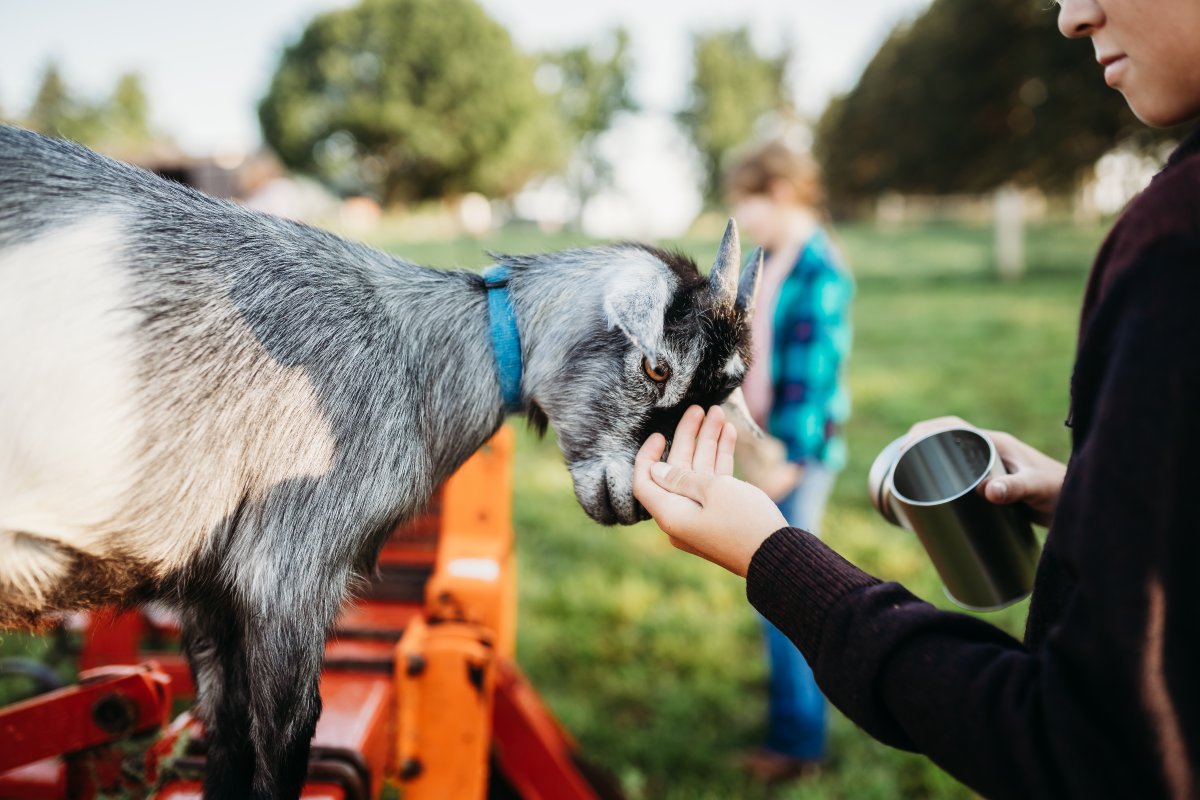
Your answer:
[0,758,66,800]
[310,671,393,800]
[0,663,171,774]
[492,660,600,800]
[76,610,144,672]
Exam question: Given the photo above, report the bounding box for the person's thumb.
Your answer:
[650,461,709,505]
[985,475,1024,505]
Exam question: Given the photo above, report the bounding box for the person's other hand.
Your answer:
[906,416,1067,527]
[633,405,788,577]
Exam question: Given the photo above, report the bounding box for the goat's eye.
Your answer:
[643,356,670,383]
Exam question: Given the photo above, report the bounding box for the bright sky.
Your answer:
[0,0,932,236]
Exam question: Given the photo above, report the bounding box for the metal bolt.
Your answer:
[92,692,136,735]
[406,653,426,676]
[400,757,423,780]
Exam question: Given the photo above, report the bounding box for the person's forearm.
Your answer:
[747,529,1166,799]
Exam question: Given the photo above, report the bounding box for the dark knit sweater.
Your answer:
[747,126,1200,800]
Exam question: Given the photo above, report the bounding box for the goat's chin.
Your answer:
[581,496,649,527]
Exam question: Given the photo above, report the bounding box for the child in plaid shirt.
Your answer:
[724,140,854,782]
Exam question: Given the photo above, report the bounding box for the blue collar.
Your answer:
[482,264,523,413]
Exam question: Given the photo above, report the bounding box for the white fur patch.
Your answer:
[602,250,677,361]
[0,216,143,555]
[724,353,746,378]
[0,215,339,600]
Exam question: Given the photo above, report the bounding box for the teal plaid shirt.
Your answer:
[766,228,854,471]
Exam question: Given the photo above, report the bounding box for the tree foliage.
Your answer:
[25,62,153,150]
[815,0,1178,201]
[540,28,637,144]
[538,27,638,210]
[258,0,568,204]
[26,62,99,142]
[106,73,153,148]
[677,29,792,203]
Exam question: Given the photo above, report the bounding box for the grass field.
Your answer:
[0,219,1109,798]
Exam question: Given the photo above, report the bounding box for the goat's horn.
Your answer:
[708,218,741,308]
[736,246,764,315]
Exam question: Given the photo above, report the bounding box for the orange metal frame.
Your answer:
[0,426,608,800]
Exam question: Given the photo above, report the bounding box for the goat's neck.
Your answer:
[376,263,507,486]
[504,256,608,406]
[375,253,604,487]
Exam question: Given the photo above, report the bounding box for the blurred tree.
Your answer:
[677,29,792,204]
[104,73,153,148]
[25,62,115,145]
[27,63,81,138]
[538,27,637,218]
[815,0,1178,202]
[258,0,568,204]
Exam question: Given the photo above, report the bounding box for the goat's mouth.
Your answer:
[571,461,647,526]
[593,478,619,526]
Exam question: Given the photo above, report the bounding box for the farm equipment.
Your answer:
[0,427,616,799]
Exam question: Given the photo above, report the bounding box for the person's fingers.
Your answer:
[634,433,677,514]
[666,405,706,466]
[637,432,668,465]
[982,472,1038,506]
[691,405,726,475]
[980,437,1043,504]
[650,461,710,505]
[904,415,974,448]
[715,422,737,477]
[987,430,1024,468]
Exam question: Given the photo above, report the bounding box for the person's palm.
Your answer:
[634,405,788,577]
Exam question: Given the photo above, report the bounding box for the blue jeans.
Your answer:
[759,463,836,760]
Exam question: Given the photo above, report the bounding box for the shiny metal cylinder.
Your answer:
[868,427,1041,611]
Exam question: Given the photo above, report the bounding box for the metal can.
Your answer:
[868,426,1041,611]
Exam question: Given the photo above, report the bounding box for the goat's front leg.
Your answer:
[238,566,347,800]
[181,601,256,796]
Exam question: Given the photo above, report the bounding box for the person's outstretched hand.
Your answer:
[906,416,1067,527]
[633,405,788,577]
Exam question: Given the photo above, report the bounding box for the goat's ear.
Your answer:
[602,266,673,363]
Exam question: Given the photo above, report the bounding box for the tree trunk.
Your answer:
[993,184,1025,281]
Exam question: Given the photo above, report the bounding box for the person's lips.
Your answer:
[1098,53,1128,86]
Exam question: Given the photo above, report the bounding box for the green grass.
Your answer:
[0,219,1109,798]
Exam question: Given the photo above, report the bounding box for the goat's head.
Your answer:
[506,220,762,526]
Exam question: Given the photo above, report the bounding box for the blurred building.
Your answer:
[101,141,253,200]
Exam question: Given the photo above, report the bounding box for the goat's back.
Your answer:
[0,126,396,597]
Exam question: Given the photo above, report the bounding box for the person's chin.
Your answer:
[1122,86,1200,128]
[1129,103,1197,128]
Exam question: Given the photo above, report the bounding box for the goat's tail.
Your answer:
[0,530,70,627]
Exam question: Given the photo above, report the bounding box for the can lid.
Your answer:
[867,433,908,525]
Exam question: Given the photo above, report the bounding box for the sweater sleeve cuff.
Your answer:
[746,526,880,658]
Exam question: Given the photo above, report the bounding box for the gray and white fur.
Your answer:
[0,124,760,799]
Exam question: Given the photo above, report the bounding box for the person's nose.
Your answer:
[1057,0,1105,38]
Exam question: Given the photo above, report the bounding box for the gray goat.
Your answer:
[0,124,760,799]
